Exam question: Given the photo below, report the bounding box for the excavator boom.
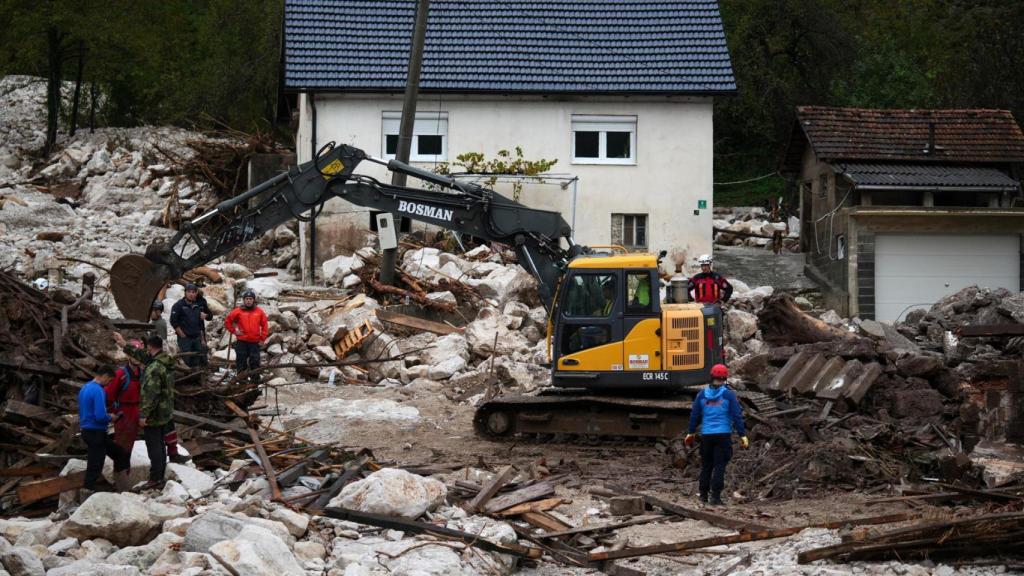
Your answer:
[111,143,577,320]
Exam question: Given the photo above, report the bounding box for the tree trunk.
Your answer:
[69,41,84,137]
[44,27,64,157]
[88,81,97,133]
[757,293,857,345]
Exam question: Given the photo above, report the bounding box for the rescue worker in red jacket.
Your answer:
[105,339,145,455]
[224,289,269,382]
[688,254,733,304]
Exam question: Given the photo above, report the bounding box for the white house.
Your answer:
[283,0,736,278]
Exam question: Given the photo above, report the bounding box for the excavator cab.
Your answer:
[550,252,723,393]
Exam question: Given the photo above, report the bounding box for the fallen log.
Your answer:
[376,308,462,336]
[323,506,542,559]
[606,484,769,532]
[757,293,860,345]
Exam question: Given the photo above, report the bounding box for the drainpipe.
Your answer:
[309,94,318,283]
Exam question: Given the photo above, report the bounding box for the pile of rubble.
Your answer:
[712,206,800,253]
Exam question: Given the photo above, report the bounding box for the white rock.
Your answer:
[464,245,491,258]
[329,469,446,519]
[420,333,471,365]
[342,274,361,288]
[160,480,189,504]
[268,508,309,538]
[0,519,51,544]
[1,547,44,576]
[213,348,236,361]
[427,355,468,380]
[46,538,77,556]
[322,254,363,282]
[726,309,758,341]
[104,532,182,571]
[729,278,752,294]
[219,262,253,279]
[209,525,304,576]
[162,517,194,538]
[244,277,283,299]
[426,291,457,305]
[464,308,531,357]
[820,309,843,326]
[292,541,326,563]
[402,247,441,280]
[166,463,215,496]
[62,492,162,547]
[147,549,221,576]
[182,510,293,553]
[45,559,141,576]
[289,398,419,424]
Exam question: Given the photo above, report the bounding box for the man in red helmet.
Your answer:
[684,363,748,505]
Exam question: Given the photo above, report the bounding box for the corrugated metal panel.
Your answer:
[795,107,1024,164]
[843,163,1020,189]
[284,0,737,94]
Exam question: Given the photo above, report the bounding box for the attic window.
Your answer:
[382,111,448,162]
[819,173,831,200]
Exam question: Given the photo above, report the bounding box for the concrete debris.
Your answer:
[208,525,304,576]
[61,492,173,547]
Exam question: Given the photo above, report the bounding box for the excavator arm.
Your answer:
[111,142,581,320]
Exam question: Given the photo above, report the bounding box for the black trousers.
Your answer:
[143,425,167,482]
[698,433,733,498]
[234,341,261,376]
[178,335,207,368]
[82,429,129,490]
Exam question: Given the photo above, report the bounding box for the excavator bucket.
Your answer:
[110,254,170,321]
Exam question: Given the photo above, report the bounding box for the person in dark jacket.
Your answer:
[225,289,269,382]
[78,365,130,491]
[684,364,749,505]
[170,283,211,368]
[688,254,733,304]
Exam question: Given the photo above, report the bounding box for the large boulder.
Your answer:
[45,559,141,576]
[0,519,51,544]
[726,309,758,341]
[61,493,166,547]
[166,463,215,497]
[329,468,446,519]
[464,308,531,357]
[181,510,293,553]
[892,389,945,419]
[420,334,471,365]
[209,525,303,576]
[896,353,944,378]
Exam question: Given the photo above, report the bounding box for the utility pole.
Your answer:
[380,0,429,285]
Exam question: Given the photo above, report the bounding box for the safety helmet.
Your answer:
[241,289,256,299]
[698,254,713,266]
[151,300,164,311]
[241,289,256,308]
[33,278,49,290]
[184,283,199,291]
[710,363,729,379]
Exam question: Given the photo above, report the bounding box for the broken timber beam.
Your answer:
[589,513,916,562]
[323,506,542,559]
[484,481,555,514]
[224,400,281,501]
[17,471,85,505]
[463,465,516,513]
[308,453,371,512]
[606,484,769,532]
[376,308,462,335]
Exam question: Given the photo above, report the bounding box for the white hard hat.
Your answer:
[698,254,713,265]
[33,278,49,290]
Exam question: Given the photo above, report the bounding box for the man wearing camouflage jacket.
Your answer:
[116,332,176,489]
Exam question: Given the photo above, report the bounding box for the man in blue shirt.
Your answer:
[685,363,749,505]
[78,366,131,491]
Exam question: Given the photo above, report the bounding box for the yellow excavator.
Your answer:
[111,143,735,439]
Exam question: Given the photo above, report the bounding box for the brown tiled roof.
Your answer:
[781,107,1024,173]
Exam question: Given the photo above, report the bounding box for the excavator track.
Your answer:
[473,388,779,441]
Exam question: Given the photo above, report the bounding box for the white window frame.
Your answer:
[571,115,637,165]
[382,111,448,162]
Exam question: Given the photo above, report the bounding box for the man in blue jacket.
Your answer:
[684,363,749,505]
[78,366,131,491]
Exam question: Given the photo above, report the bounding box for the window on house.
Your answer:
[612,213,648,249]
[818,173,830,200]
[382,111,448,161]
[571,115,636,165]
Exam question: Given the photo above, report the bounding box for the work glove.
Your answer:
[740,436,750,449]
[683,434,696,448]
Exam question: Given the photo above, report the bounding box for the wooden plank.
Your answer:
[307,454,371,512]
[589,513,917,562]
[538,515,665,539]
[224,400,282,502]
[0,465,60,478]
[17,472,85,505]
[959,324,1024,337]
[607,484,770,532]
[276,448,330,487]
[484,481,555,514]
[376,308,462,335]
[498,497,565,517]
[173,410,249,434]
[3,399,57,422]
[323,506,542,559]
[464,465,516,513]
[521,510,571,533]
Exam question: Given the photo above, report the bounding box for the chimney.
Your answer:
[925,121,936,155]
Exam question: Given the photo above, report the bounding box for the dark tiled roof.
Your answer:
[783,107,1024,171]
[284,0,736,94]
[841,164,1020,190]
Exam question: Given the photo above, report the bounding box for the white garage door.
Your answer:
[875,234,1020,322]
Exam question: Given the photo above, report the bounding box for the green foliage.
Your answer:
[434,147,558,201]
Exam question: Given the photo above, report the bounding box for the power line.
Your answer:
[713,172,780,186]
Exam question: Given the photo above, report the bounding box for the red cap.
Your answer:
[710,363,729,379]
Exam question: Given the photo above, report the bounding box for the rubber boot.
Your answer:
[710,494,723,506]
[698,493,708,504]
